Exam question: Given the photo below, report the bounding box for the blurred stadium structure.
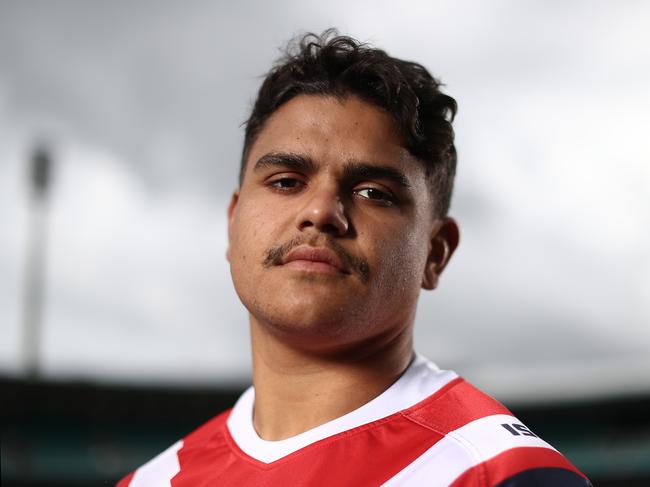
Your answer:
[1,1,649,485]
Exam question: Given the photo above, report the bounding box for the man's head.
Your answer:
[241,31,457,217]
[227,32,459,355]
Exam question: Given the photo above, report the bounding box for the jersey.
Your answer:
[117,355,591,486]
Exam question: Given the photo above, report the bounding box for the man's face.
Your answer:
[228,94,452,352]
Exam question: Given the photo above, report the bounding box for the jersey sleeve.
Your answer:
[449,445,592,486]
[444,415,592,487]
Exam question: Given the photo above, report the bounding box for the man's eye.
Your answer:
[355,187,395,205]
[270,178,302,190]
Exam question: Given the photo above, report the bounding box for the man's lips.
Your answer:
[263,238,369,282]
[281,245,349,273]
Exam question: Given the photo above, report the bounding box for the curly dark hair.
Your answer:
[241,30,458,216]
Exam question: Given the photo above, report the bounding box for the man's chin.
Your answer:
[250,302,367,345]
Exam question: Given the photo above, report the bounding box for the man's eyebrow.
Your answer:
[253,152,316,172]
[343,162,412,188]
[253,153,412,188]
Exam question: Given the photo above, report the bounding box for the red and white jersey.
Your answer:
[118,355,591,486]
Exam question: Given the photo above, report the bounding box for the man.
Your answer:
[118,32,591,486]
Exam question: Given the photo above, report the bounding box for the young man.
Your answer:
[118,33,591,486]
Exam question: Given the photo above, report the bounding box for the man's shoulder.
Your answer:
[116,408,231,487]
[183,407,232,445]
[389,377,592,486]
[403,376,510,430]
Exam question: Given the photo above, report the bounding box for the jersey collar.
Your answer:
[226,353,458,463]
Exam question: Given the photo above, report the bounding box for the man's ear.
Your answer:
[226,190,240,263]
[422,217,460,290]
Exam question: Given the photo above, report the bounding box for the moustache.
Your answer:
[263,237,370,283]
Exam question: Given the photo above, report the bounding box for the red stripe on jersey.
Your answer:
[116,470,135,487]
[402,378,511,434]
[449,446,588,487]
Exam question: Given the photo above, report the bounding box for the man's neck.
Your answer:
[249,320,414,441]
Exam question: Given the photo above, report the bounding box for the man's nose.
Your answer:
[294,184,349,236]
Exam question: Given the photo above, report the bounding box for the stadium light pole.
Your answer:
[22,144,52,379]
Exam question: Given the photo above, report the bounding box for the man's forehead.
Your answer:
[244,94,423,180]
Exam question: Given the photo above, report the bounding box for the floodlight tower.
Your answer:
[23,144,52,379]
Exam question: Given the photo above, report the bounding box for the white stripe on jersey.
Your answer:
[129,439,183,487]
[383,414,558,486]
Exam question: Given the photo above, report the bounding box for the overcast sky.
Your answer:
[1,0,649,402]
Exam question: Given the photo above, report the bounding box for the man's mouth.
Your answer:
[281,245,349,274]
[263,237,370,283]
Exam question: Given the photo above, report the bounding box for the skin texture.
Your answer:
[227,94,459,440]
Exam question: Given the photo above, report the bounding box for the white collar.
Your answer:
[226,353,458,463]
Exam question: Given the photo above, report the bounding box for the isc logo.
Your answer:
[501,423,538,437]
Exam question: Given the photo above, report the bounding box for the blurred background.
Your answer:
[1,0,649,485]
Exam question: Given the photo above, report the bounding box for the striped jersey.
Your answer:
[117,354,591,486]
